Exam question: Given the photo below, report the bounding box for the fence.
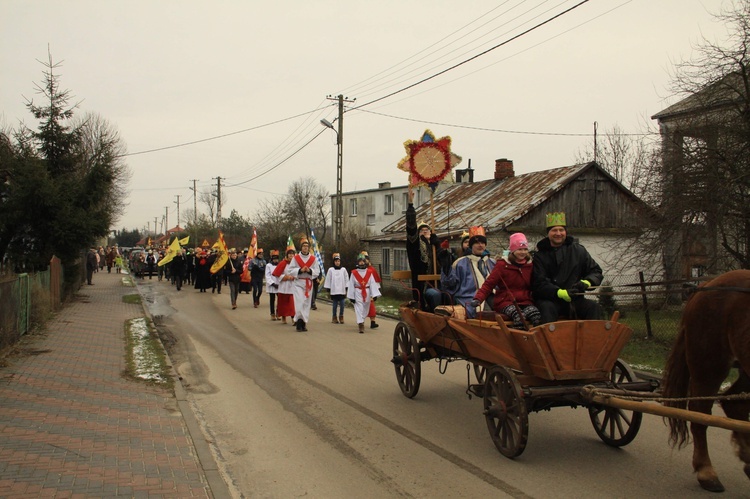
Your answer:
[0,256,65,351]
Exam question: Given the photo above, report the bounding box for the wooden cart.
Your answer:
[391,303,658,457]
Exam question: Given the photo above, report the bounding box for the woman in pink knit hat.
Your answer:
[471,232,541,328]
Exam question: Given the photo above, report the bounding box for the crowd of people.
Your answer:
[105,206,602,334]
[124,237,382,335]
[407,206,605,328]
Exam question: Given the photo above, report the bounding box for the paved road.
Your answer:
[139,279,750,498]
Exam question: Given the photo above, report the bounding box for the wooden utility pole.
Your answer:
[325,94,355,250]
[215,176,222,223]
[174,195,181,229]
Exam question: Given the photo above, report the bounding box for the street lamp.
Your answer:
[320,117,343,250]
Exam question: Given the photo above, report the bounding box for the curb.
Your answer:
[130,277,232,499]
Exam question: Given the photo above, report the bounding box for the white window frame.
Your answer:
[394,248,408,271]
[366,214,376,226]
[350,198,358,217]
[384,194,394,215]
[382,248,391,275]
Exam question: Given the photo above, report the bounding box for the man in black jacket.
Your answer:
[531,212,604,324]
[406,197,442,312]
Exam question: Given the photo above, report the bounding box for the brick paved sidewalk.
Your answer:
[0,270,217,498]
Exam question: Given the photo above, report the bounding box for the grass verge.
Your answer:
[124,317,172,387]
[123,293,141,305]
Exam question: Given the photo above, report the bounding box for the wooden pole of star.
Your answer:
[430,190,436,275]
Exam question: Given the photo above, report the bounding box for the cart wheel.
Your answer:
[483,365,528,458]
[588,359,643,447]
[392,322,421,398]
[473,364,487,385]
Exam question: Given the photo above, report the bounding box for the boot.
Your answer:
[370,320,379,329]
[271,314,277,321]
[301,321,308,332]
[332,316,339,324]
[358,323,365,334]
[295,319,303,331]
[339,316,345,325]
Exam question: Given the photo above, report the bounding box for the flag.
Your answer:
[248,228,258,260]
[178,235,190,246]
[286,235,296,252]
[147,236,152,247]
[158,236,181,267]
[309,228,325,280]
[210,231,229,274]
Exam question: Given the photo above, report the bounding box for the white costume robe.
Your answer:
[285,252,320,323]
[346,267,381,324]
[265,261,279,294]
[323,266,349,295]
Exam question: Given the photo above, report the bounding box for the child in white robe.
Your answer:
[346,254,381,334]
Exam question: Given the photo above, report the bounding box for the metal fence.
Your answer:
[0,257,65,351]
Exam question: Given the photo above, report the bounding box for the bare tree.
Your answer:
[654,0,750,273]
[199,188,218,226]
[283,177,330,242]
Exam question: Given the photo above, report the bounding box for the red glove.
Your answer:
[440,239,450,250]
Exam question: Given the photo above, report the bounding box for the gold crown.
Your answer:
[469,226,486,238]
[270,250,279,257]
[417,221,430,230]
[461,230,470,240]
[299,237,309,246]
[332,252,341,259]
[546,212,566,228]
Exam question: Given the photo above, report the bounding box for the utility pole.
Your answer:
[153,217,158,235]
[174,195,181,230]
[325,94,355,249]
[164,206,169,233]
[214,176,222,224]
[190,179,198,247]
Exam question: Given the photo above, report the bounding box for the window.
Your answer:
[384,194,394,214]
[382,248,391,275]
[367,214,375,226]
[401,192,408,213]
[394,248,408,271]
[349,198,357,216]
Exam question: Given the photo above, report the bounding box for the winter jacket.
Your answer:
[531,236,603,301]
[475,257,534,312]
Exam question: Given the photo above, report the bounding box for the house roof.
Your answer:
[369,161,642,241]
[652,73,746,121]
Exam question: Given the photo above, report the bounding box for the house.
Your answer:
[362,159,658,293]
[331,169,468,239]
[651,73,747,277]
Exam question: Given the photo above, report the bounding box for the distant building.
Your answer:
[359,159,658,293]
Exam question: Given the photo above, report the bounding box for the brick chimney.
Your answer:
[494,158,514,180]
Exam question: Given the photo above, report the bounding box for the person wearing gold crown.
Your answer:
[441,226,496,318]
[347,253,382,334]
[532,212,604,323]
[406,194,443,312]
[284,237,321,331]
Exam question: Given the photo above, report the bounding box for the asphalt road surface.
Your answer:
[138,280,749,498]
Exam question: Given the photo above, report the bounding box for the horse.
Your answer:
[662,269,750,492]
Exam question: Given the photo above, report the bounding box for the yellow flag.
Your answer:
[178,235,190,246]
[210,231,229,274]
[158,237,181,267]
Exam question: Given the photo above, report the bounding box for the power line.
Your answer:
[118,105,329,158]
[350,0,591,111]
[355,108,658,136]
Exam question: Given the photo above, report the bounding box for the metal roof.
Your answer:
[378,163,589,236]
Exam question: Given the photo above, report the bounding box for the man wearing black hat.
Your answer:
[532,212,604,324]
[441,226,495,318]
[406,198,442,312]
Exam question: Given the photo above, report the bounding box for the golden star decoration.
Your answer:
[397,129,462,188]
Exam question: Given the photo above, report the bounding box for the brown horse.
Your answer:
[662,269,750,492]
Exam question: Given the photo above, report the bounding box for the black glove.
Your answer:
[372,297,377,302]
[350,298,356,304]
[570,281,587,293]
[469,299,481,308]
[437,249,452,270]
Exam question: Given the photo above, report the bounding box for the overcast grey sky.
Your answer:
[1,0,727,233]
